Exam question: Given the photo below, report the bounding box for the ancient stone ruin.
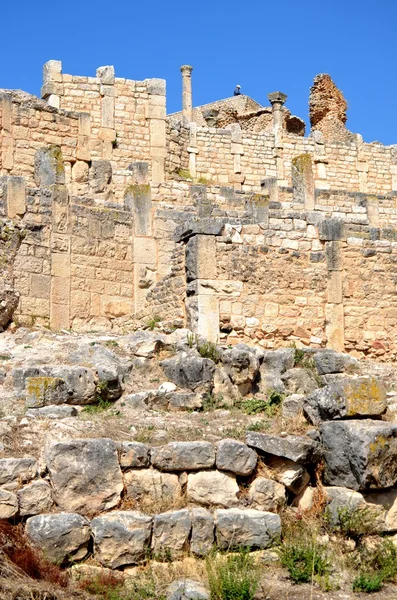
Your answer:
[1,63,397,599]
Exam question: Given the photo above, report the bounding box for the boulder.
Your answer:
[20,366,98,406]
[151,442,215,472]
[213,367,239,405]
[282,394,305,419]
[304,377,387,425]
[216,439,257,476]
[248,477,286,511]
[0,489,18,518]
[215,508,281,549]
[190,508,215,556]
[221,344,260,395]
[363,489,397,533]
[45,438,123,513]
[126,331,165,358]
[152,509,191,556]
[25,377,68,408]
[166,391,203,410]
[323,486,367,526]
[321,420,397,490]
[69,344,129,399]
[281,368,318,395]
[124,469,182,504]
[26,405,78,419]
[91,511,152,568]
[160,351,215,392]
[17,480,53,516]
[246,431,321,464]
[167,580,209,600]
[187,471,239,507]
[25,513,91,563]
[314,349,358,375]
[118,441,150,469]
[0,289,19,330]
[0,457,37,490]
[261,348,295,374]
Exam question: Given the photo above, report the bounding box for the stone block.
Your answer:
[215,508,281,549]
[152,509,191,556]
[124,469,182,503]
[133,237,156,267]
[190,508,215,556]
[6,176,26,219]
[96,65,115,85]
[151,442,216,471]
[216,439,257,476]
[0,489,18,518]
[246,432,321,464]
[248,477,286,511]
[26,513,90,564]
[30,274,50,300]
[0,457,37,489]
[187,471,239,507]
[149,119,166,148]
[146,78,166,96]
[119,442,150,469]
[43,60,62,84]
[17,480,53,516]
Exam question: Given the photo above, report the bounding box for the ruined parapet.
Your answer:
[309,74,353,142]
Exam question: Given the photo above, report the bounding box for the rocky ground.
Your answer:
[0,325,396,599]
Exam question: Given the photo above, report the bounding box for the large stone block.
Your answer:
[46,438,123,513]
[124,469,182,504]
[152,509,191,556]
[187,471,239,507]
[17,480,53,516]
[91,511,152,568]
[151,442,215,472]
[321,420,397,490]
[215,508,281,549]
[25,513,90,564]
[216,439,257,476]
[0,489,18,518]
[190,507,215,556]
[0,457,37,489]
[248,477,286,511]
[160,351,215,391]
[246,432,321,464]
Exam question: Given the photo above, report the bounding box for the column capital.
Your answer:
[180,65,193,75]
[268,91,287,107]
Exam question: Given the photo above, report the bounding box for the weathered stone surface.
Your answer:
[0,488,18,518]
[267,456,310,495]
[248,477,285,511]
[25,376,68,408]
[26,405,78,419]
[124,469,182,503]
[21,366,98,406]
[167,580,209,600]
[0,457,37,489]
[221,344,260,395]
[309,74,351,142]
[0,290,19,330]
[324,486,366,525]
[216,439,257,476]
[166,391,202,410]
[190,507,215,556]
[187,471,239,507]
[304,377,387,425]
[246,431,321,464]
[261,348,295,374]
[25,513,90,563]
[151,442,215,472]
[281,368,318,395]
[91,511,152,568]
[282,394,305,419]
[152,509,191,556]
[17,480,53,516]
[161,351,215,391]
[364,489,397,533]
[46,438,123,513]
[215,508,281,549]
[119,441,150,469]
[314,350,358,375]
[321,420,397,490]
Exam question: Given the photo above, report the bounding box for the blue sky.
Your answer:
[1,0,396,144]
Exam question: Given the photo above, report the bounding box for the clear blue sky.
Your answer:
[1,0,395,144]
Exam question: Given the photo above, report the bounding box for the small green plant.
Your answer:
[82,397,112,414]
[247,420,270,432]
[186,333,220,362]
[324,506,378,541]
[280,540,330,584]
[352,572,384,593]
[0,354,11,361]
[202,392,226,411]
[146,315,162,330]
[206,549,260,600]
[177,168,192,179]
[105,340,119,348]
[239,389,284,417]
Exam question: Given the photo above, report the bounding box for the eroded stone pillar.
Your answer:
[356,135,368,193]
[0,94,14,171]
[181,65,193,125]
[5,177,26,219]
[97,66,116,159]
[188,123,198,178]
[312,131,329,190]
[41,60,63,109]
[147,78,166,183]
[292,154,315,210]
[268,92,287,185]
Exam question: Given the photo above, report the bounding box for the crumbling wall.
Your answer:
[309,74,352,142]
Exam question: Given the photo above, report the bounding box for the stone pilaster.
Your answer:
[41,60,63,109]
[180,65,193,125]
[76,113,91,161]
[0,94,14,171]
[187,123,198,178]
[291,154,315,210]
[356,135,368,193]
[146,78,166,183]
[5,176,26,219]
[230,124,244,189]
[312,131,329,190]
[97,66,116,160]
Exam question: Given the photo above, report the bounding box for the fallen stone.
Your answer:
[282,394,305,419]
[167,579,209,600]
[0,457,37,489]
[124,391,150,409]
[0,290,19,330]
[314,349,358,375]
[160,351,215,391]
[17,480,53,516]
[25,513,91,564]
[151,442,215,471]
[190,508,215,557]
[323,486,367,526]
[46,438,123,513]
[216,439,257,476]
[91,511,152,568]
[119,441,150,469]
[215,508,281,549]
[266,456,310,495]
[261,348,295,374]
[124,469,182,504]
[25,376,68,408]
[152,509,191,556]
[0,489,18,518]
[221,344,260,395]
[321,420,397,490]
[293,486,315,511]
[166,391,202,410]
[187,471,239,507]
[44,366,98,405]
[26,405,78,419]
[304,377,387,425]
[246,431,321,464]
[363,489,397,533]
[281,368,318,395]
[248,477,286,511]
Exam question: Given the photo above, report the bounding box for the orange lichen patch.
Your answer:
[345,378,387,417]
